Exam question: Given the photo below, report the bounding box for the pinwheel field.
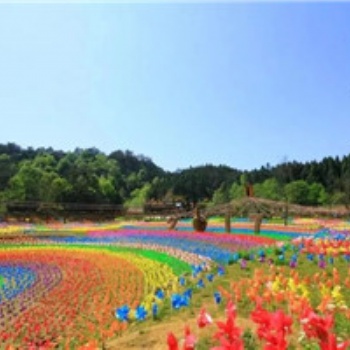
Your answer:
[0,218,350,349]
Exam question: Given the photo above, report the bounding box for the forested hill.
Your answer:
[0,143,349,210]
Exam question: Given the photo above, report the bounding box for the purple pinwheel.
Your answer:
[319,259,326,269]
[289,260,297,268]
[240,259,247,269]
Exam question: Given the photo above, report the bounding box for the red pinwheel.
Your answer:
[197,308,213,328]
[213,301,243,349]
[251,304,292,350]
[167,332,179,350]
[301,309,350,350]
[167,326,196,350]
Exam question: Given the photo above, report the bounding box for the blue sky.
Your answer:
[0,3,349,171]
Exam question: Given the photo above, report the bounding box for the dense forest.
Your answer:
[0,143,350,218]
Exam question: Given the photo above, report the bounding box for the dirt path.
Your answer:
[106,310,254,350]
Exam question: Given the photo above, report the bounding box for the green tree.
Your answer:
[254,178,282,201]
[98,177,118,203]
[212,183,230,205]
[284,180,309,205]
[229,182,245,200]
[10,161,43,200]
[330,192,346,206]
[307,182,327,206]
[125,183,151,209]
[5,176,26,201]
[0,154,16,191]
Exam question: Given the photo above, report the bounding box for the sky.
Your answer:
[0,3,349,171]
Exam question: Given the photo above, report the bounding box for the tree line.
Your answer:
[0,143,349,217]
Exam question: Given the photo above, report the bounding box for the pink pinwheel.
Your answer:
[183,326,196,350]
[225,300,237,319]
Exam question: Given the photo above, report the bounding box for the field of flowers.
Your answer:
[0,218,349,349]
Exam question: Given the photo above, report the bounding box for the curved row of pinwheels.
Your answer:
[0,245,192,348]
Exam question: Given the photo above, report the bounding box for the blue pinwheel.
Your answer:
[214,291,222,304]
[183,288,192,299]
[307,253,314,261]
[180,294,190,307]
[192,264,203,278]
[135,305,147,321]
[155,288,165,299]
[232,252,240,262]
[171,294,182,309]
[197,279,205,288]
[179,276,186,286]
[152,303,158,317]
[258,249,265,258]
[115,305,130,322]
[217,266,225,276]
[206,274,214,282]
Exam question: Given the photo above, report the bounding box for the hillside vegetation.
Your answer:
[0,143,349,217]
